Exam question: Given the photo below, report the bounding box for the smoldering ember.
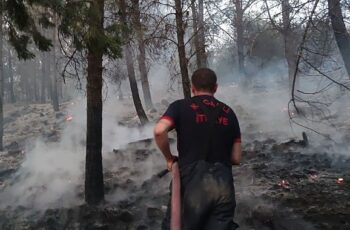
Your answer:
[0,1,350,230]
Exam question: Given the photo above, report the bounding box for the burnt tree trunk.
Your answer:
[85,0,105,205]
[124,46,149,125]
[197,0,207,67]
[281,0,298,87]
[234,0,245,75]
[328,0,350,78]
[34,61,40,102]
[51,18,59,112]
[40,52,47,103]
[46,53,53,104]
[120,0,148,125]
[8,48,15,103]
[131,0,153,109]
[175,0,191,98]
[191,0,201,68]
[0,10,3,151]
[191,0,207,68]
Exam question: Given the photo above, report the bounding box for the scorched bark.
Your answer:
[85,0,105,205]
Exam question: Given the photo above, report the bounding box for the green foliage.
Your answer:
[1,0,123,60]
[38,14,55,29]
[3,0,54,60]
[8,25,35,59]
[58,0,123,59]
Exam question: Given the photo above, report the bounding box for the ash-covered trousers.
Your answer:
[162,160,238,230]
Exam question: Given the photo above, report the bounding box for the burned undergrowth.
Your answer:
[235,139,350,230]
[0,88,349,230]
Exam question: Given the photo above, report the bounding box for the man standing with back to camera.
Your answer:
[154,68,242,230]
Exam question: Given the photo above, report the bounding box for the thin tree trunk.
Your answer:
[59,80,63,101]
[191,0,202,68]
[124,46,149,125]
[131,0,153,109]
[29,62,36,102]
[85,0,105,205]
[197,0,207,67]
[118,82,124,100]
[51,16,59,111]
[46,53,53,104]
[34,61,40,102]
[0,9,4,151]
[281,0,298,87]
[328,0,350,78]
[234,0,245,75]
[19,65,30,103]
[175,0,191,99]
[119,0,148,125]
[8,48,15,103]
[40,52,47,103]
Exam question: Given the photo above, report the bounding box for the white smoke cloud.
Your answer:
[1,58,349,212]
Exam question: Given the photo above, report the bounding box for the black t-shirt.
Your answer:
[161,95,241,166]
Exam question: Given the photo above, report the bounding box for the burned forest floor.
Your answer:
[0,100,349,230]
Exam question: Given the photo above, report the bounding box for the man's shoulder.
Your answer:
[169,99,187,107]
[214,98,229,109]
[172,97,198,105]
[216,99,238,117]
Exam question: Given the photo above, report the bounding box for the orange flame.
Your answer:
[337,178,344,184]
[278,179,290,188]
[66,115,73,122]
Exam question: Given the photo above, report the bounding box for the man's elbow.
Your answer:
[154,125,166,138]
[231,157,241,165]
[231,145,242,165]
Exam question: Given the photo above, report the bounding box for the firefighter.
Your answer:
[154,68,242,230]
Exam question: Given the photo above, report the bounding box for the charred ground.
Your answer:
[0,101,349,230]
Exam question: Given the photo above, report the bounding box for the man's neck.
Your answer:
[193,92,214,97]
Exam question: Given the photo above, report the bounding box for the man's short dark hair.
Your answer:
[191,68,217,92]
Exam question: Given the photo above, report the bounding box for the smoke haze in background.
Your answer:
[0,64,179,210]
[0,95,158,209]
[0,59,349,210]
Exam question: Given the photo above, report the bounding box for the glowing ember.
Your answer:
[66,115,73,122]
[337,178,344,184]
[309,174,318,180]
[278,179,290,189]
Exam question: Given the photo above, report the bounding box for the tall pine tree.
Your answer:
[59,0,123,205]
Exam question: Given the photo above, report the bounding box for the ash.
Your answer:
[0,96,349,230]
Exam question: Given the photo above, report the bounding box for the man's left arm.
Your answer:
[154,118,177,171]
[231,112,242,165]
[231,142,242,165]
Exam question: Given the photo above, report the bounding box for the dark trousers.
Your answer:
[162,161,238,230]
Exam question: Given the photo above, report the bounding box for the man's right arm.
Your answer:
[154,101,179,171]
[154,119,177,171]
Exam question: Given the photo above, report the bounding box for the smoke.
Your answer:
[0,99,86,209]
[214,61,299,142]
[0,89,164,210]
[213,58,350,150]
[0,54,349,214]
[0,60,182,210]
